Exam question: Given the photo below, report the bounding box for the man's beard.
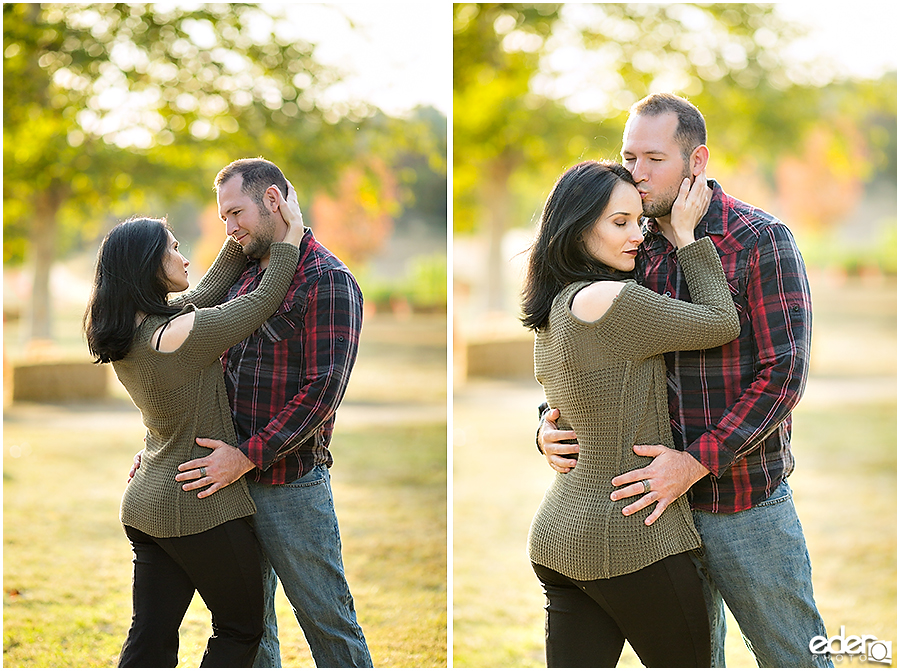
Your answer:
[643,164,692,219]
[243,206,278,259]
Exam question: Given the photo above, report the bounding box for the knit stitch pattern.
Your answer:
[529,236,740,580]
[114,240,300,538]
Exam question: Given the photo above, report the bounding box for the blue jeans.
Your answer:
[691,480,832,668]
[247,465,372,668]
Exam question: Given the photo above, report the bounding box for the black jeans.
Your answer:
[118,517,264,668]
[533,551,711,668]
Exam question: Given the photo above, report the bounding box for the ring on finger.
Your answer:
[641,479,651,495]
[199,466,207,478]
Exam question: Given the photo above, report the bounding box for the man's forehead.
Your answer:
[622,112,679,150]
[217,176,248,207]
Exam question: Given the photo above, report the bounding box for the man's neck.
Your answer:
[653,214,678,248]
[257,224,299,270]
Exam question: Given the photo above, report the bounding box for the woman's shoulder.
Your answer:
[151,305,197,353]
[568,280,632,323]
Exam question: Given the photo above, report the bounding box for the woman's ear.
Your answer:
[690,145,710,177]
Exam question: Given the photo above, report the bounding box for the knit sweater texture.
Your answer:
[114,240,300,538]
[529,237,740,580]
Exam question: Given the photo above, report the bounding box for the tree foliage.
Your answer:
[453,2,897,310]
[3,3,446,341]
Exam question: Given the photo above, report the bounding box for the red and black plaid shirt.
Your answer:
[637,180,812,513]
[222,228,363,485]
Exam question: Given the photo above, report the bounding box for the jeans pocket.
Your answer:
[754,481,792,508]
[285,465,326,489]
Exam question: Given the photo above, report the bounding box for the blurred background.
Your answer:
[453,3,896,668]
[4,3,447,667]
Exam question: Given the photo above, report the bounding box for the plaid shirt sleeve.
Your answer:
[684,223,813,477]
[238,268,363,471]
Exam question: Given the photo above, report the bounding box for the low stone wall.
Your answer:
[464,337,534,380]
[12,361,108,403]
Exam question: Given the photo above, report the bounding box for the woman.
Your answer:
[521,160,739,667]
[83,185,304,667]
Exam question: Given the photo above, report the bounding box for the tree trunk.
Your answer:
[28,190,62,342]
[484,157,515,313]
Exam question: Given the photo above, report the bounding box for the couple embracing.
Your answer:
[524,94,831,668]
[85,158,372,667]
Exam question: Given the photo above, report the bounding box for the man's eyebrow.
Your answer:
[623,149,668,156]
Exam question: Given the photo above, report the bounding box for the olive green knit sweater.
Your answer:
[114,240,299,538]
[529,236,740,580]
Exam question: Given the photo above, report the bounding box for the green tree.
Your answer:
[4,2,360,342]
[452,3,868,311]
[455,4,607,310]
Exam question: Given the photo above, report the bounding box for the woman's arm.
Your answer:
[595,237,740,360]
[572,172,712,323]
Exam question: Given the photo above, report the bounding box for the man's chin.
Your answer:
[643,203,674,219]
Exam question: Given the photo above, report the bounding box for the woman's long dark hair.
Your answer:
[83,217,181,363]
[521,160,637,331]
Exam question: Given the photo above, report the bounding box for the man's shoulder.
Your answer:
[711,185,793,247]
[288,232,361,303]
[299,230,353,275]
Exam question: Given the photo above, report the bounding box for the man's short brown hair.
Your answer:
[630,93,707,162]
[214,157,288,205]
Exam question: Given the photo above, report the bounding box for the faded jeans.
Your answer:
[691,480,833,668]
[248,465,372,668]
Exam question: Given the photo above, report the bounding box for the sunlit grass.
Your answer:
[453,381,896,668]
[3,418,446,668]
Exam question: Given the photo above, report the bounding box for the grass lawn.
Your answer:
[453,382,896,668]
[3,411,446,668]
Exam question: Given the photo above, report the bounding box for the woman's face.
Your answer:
[161,229,190,292]
[583,181,645,272]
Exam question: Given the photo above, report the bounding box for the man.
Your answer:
[175,158,372,667]
[538,93,831,668]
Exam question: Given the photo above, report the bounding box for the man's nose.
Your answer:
[630,159,648,182]
[224,218,238,236]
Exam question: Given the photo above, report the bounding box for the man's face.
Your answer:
[621,112,692,220]
[217,175,279,261]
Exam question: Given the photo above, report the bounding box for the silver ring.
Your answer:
[641,479,651,494]
[199,466,207,478]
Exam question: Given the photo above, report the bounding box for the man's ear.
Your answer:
[690,145,710,177]
[263,184,280,213]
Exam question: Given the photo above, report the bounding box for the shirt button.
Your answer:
[664,291,672,297]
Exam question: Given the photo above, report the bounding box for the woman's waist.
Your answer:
[123,465,251,509]
[532,488,695,542]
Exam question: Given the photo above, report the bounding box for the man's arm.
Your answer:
[681,224,812,475]
[239,269,362,470]
[611,224,812,521]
